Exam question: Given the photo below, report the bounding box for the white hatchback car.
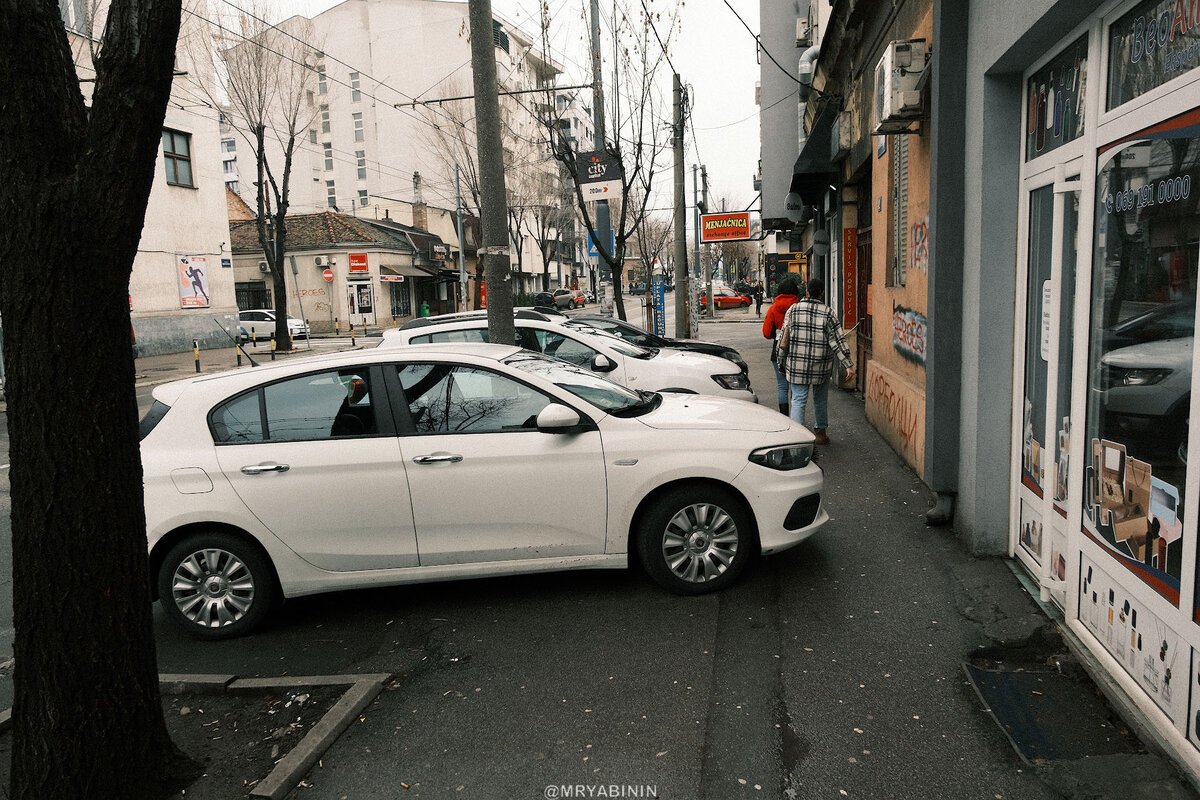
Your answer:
[380,310,756,403]
[141,344,826,638]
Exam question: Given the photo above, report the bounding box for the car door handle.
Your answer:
[412,453,463,465]
[241,463,290,475]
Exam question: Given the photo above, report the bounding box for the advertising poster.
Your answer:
[1079,556,1184,722]
[178,255,210,308]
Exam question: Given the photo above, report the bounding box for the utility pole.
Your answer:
[468,0,514,344]
[702,166,711,315]
[672,74,689,339]
[589,0,612,285]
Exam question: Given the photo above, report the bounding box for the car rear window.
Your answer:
[139,400,172,440]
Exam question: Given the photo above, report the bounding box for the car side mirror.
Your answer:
[591,354,617,373]
[536,403,582,433]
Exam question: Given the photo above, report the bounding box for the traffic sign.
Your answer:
[322,268,334,282]
[587,230,616,258]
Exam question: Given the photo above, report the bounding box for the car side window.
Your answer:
[522,329,596,369]
[415,328,489,344]
[210,369,377,443]
[396,363,552,433]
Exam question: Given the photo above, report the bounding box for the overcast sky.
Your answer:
[279,0,763,216]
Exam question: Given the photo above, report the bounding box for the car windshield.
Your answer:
[562,322,655,359]
[505,352,653,413]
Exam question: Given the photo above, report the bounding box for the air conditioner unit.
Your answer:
[874,39,928,134]
[314,256,328,267]
[796,19,811,47]
[258,261,269,273]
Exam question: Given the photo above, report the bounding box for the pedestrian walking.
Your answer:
[778,278,855,444]
[761,276,801,415]
[752,281,764,317]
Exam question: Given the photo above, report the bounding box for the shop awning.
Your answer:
[790,103,839,207]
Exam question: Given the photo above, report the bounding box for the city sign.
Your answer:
[577,150,623,200]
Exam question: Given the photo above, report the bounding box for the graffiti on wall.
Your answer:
[910,215,929,273]
[892,303,928,365]
[865,367,922,462]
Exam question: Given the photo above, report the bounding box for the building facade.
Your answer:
[764,0,1200,779]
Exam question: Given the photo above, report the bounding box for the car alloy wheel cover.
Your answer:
[171,547,256,628]
[661,502,739,582]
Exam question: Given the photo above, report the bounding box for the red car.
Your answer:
[700,287,752,309]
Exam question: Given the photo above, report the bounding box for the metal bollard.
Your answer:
[236,343,243,367]
[271,336,276,361]
[193,339,200,373]
[335,318,340,336]
[350,322,355,347]
[251,326,257,348]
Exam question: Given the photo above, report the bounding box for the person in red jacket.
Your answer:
[762,277,801,414]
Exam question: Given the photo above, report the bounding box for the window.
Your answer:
[353,112,364,142]
[210,369,378,443]
[391,283,411,318]
[317,64,327,95]
[309,129,318,144]
[323,143,334,171]
[320,105,330,134]
[411,328,488,345]
[59,0,87,33]
[397,364,550,434]
[326,181,337,208]
[162,129,193,187]
[889,135,908,287]
[350,72,361,102]
[356,150,367,180]
[221,139,236,153]
[226,180,239,193]
[223,158,237,175]
[519,328,596,369]
[358,190,369,206]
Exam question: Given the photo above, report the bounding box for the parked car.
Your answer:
[238,309,310,341]
[552,288,584,309]
[1102,300,1194,352]
[141,344,825,637]
[699,288,752,310]
[532,291,556,309]
[571,314,749,374]
[1099,336,1192,440]
[380,309,755,402]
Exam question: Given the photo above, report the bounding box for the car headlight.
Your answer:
[713,372,751,391]
[749,444,813,470]
[1103,366,1171,387]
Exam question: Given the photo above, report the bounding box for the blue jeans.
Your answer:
[772,359,789,407]
[789,380,829,429]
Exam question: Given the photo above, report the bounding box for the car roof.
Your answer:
[399,307,564,330]
[151,342,526,405]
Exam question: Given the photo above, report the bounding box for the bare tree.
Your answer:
[631,206,673,288]
[0,0,200,795]
[542,2,678,321]
[186,0,320,349]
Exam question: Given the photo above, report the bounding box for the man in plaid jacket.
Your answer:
[780,278,855,444]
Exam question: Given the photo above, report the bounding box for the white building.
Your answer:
[224,0,571,304]
[65,0,237,355]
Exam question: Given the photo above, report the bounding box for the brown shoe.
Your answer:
[813,428,830,445]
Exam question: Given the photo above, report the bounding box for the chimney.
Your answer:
[412,171,428,231]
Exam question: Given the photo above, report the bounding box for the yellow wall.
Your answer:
[865,6,932,476]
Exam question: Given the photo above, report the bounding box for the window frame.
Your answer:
[162,129,194,188]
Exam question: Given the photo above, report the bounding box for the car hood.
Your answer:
[1102,336,1194,369]
[636,393,795,433]
[650,347,741,374]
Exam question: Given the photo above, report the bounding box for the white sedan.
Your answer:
[141,344,826,638]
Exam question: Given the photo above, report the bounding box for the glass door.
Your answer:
[1014,168,1082,609]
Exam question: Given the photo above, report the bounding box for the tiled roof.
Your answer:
[229,211,414,252]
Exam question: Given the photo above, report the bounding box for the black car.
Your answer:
[532,291,556,310]
[570,314,749,374]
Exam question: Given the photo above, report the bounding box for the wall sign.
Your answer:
[1025,34,1088,161]
[348,252,369,274]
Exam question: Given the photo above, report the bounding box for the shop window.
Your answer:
[162,129,193,187]
[391,283,411,318]
[1107,0,1200,111]
[1084,117,1199,600]
[1025,34,1088,161]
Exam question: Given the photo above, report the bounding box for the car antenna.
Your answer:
[213,319,259,367]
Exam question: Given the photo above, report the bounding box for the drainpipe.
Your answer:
[797,45,820,102]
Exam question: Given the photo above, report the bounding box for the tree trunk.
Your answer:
[0,0,198,796]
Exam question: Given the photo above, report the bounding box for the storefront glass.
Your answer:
[1084,110,1199,606]
[1022,186,1055,509]
[1025,35,1089,161]
[1107,0,1200,110]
